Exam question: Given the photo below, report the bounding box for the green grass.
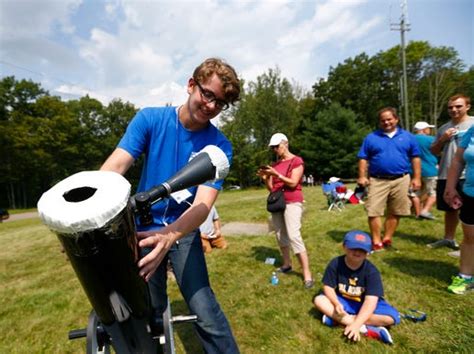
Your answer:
[1,187,473,353]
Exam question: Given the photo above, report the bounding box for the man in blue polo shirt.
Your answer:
[357,107,421,251]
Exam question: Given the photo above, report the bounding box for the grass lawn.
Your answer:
[1,186,473,353]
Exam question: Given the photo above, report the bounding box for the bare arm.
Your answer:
[137,185,219,280]
[323,285,346,317]
[431,128,458,155]
[259,164,304,189]
[444,148,466,206]
[100,148,135,175]
[410,157,422,190]
[213,218,222,238]
[343,295,378,342]
[357,159,369,186]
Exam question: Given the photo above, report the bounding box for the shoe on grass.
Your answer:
[427,239,459,250]
[448,250,460,258]
[371,242,384,253]
[447,275,474,295]
[365,325,393,344]
[304,279,315,289]
[382,239,392,249]
[321,314,334,327]
[419,211,436,220]
[276,265,292,273]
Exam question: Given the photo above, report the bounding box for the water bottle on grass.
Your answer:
[270,272,279,286]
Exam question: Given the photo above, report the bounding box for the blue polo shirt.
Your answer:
[358,128,420,176]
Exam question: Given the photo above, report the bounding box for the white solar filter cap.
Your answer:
[37,171,131,234]
[199,145,230,180]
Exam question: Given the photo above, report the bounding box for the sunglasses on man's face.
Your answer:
[194,80,230,111]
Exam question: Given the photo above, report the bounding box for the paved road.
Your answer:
[2,211,39,222]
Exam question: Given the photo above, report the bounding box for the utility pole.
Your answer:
[391,0,411,129]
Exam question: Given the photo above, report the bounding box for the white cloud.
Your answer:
[1,0,471,109]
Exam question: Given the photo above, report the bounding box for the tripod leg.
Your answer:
[162,297,176,354]
[86,310,111,354]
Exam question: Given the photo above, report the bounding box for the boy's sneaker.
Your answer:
[447,275,474,295]
[365,325,393,344]
[321,314,334,327]
[427,239,459,250]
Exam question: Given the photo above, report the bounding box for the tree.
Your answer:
[221,68,303,187]
[299,103,369,179]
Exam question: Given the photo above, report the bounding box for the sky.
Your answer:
[1,0,472,108]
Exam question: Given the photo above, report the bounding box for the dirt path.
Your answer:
[2,212,270,237]
[2,212,39,222]
[221,222,270,236]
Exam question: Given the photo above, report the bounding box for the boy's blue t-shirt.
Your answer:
[460,125,474,197]
[118,106,233,230]
[322,255,384,302]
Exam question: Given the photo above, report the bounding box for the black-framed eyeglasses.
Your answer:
[194,80,230,111]
[270,145,279,150]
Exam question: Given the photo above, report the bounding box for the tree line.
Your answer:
[1,40,472,208]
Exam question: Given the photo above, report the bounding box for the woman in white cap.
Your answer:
[258,133,314,288]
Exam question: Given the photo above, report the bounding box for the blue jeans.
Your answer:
[147,230,239,354]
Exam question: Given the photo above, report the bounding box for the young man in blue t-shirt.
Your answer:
[313,230,400,345]
[101,58,241,353]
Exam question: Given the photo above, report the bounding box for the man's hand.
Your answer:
[357,176,369,187]
[137,230,176,281]
[411,177,422,191]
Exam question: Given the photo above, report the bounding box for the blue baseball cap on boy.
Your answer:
[343,230,372,253]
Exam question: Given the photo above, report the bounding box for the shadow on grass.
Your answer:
[327,230,349,243]
[397,231,441,245]
[170,299,204,354]
[250,246,307,280]
[250,246,281,263]
[383,256,457,282]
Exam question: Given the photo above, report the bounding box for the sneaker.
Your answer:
[447,275,474,295]
[321,314,334,327]
[365,325,393,344]
[448,250,460,258]
[276,266,292,273]
[427,239,459,250]
[419,211,436,220]
[372,242,385,253]
[382,239,392,249]
[304,279,315,289]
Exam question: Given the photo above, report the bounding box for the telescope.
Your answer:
[37,145,230,353]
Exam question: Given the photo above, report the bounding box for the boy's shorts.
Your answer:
[337,294,401,325]
[408,177,437,198]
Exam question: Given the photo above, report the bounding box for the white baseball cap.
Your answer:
[268,133,288,146]
[413,121,435,131]
[329,177,340,183]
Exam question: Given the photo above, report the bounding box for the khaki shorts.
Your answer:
[408,177,437,198]
[365,174,411,217]
[271,202,306,254]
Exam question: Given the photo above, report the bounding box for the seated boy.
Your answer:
[313,230,400,344]
[199,206,227,253]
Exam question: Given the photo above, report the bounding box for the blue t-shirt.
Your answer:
[415,134,438,177]
[118,106,232,230]
[322,255,384,303]
[357,128,420,176]
[460,125,474,197]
